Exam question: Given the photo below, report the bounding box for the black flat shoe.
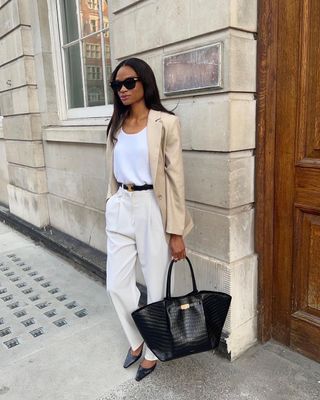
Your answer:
[123,347,143,369]
[135,363,157,382]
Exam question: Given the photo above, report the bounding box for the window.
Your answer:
[88,87,104,104]
[54,0,113,118]
[87,66,101,80]
[86,43,100,58]
[88,0,98,9]
[90,19,97,32]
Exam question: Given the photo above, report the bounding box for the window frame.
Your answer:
[47,0,114,122]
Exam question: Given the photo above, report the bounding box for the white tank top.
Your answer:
[113,127,153,185]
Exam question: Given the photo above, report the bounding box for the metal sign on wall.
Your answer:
[163,42,223,95]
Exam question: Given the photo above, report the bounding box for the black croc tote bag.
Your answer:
[131,257,231,362]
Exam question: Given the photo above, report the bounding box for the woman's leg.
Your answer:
[134,191,171,361]
[106,190,144,351]
[107,231,144,351]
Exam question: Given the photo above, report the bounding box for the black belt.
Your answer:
[119,183,153,192]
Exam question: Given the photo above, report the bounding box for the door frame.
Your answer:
[256,0,279,342]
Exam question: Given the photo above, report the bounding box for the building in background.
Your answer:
[1,0,319,363]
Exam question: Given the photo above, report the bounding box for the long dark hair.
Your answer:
[107,58,174,143]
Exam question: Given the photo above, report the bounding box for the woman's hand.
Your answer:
[169,234,186,261]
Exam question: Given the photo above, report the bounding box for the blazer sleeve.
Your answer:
[105,133,114,201]
[164,116,186,236]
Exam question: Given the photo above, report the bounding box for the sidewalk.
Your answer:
[0,221,319,400]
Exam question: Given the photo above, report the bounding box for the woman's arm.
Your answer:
[164,116,187,259]
[164,116,186,236]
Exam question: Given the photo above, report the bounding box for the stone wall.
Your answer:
[0,0,49,226]
[43,128,107,252]
[109,0,258,359]
[0,120,9,205]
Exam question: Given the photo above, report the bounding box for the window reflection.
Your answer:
[87,0,98,9]
[59,0,79,44]
[101,0,109,31]
[59,0,112,108]
[80,0,100,36]
[64,44,84,108]
[83,34,104,106]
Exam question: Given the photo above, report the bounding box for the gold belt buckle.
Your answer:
[126,184,134,192]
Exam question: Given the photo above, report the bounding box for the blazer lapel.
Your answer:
[147,109,162,184]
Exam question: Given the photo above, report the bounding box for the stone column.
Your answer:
[0,0,49,227]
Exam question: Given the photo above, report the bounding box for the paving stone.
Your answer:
[99,343,320,400]
[1,222,319,400]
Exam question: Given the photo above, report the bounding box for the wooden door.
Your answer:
[272,0,320,362]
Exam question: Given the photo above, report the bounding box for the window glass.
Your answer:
[87,0,98,9]
[103,30,113,102]
[101,1,109,30]
[59,0,79,44]
[83,34,105,106]
[58,0,112,111]
[64,44,84,108]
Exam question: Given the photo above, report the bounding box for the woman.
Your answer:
[105,58,193,382]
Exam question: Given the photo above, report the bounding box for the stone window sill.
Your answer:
[43,126,107,145]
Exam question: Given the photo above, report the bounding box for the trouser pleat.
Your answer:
[106,188,170,361]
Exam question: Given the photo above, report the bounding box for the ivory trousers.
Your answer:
[105,187,170,361]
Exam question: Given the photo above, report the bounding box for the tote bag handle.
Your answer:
[166,257,198,299]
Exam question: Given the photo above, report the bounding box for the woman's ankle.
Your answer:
[140,358,157,368]
[131,342,143,356]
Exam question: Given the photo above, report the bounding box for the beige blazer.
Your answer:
[105,109,193,241]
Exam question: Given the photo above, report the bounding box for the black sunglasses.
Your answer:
[109,77,141,91]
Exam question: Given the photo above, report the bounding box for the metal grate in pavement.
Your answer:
[0,252,89,351]
[53,318,67,327]
[4,338,19,349]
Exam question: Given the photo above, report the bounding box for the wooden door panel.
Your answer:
[308,223,320,310]
[295,168,320,208]
[257,0,320,361]
[273,0,320,362]
[291,0,320,361]
[296,0,320,162]
[291,315,320,361]
[273,0,300,345]
[305,0,320,159]
[292,0,320,345]
[293,209,320,313]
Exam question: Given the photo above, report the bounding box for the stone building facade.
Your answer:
[0,0,257,360]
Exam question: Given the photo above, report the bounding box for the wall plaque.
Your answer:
[163,43,222,94]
